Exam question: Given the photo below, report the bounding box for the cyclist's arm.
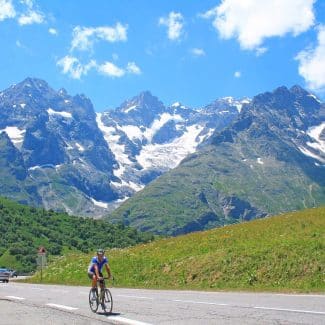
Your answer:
[94,264,101,279]
[105,263,111,278]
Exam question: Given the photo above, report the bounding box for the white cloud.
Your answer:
[191,48,205,56]
[159,11,184,41]
[17,0,45,25]
[71,23,128,51]
[59,22,139,79]
[0,0,16,21]
[201,0,315,51]
[98,61,141,78]
[97,61,125,78]
[57,56,141,79]
[0,0,45,26]
[48,27,57,35]
[296,25,325,92]
[234,71,241,78]
[18,10,44,25]
[126,62,141,75]
[57,56,96,79]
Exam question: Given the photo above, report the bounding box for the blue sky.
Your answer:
[0,0,324,111]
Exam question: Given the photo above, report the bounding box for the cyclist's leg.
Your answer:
[98,272,104,289]
[88,271,97,290]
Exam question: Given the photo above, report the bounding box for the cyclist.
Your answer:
[88,249,111,292]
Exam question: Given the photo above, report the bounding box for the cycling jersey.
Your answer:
[88,256,108,273]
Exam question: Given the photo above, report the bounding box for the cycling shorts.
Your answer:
[88,271,103,279]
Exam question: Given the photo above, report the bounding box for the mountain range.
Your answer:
[0,77,247,217]
[0,78,324,235]
[108,86,325,235]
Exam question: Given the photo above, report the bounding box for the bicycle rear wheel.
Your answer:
[101,288,113,313]
[89,289,98,313]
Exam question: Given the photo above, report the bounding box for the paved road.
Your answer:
[0,282,324,324]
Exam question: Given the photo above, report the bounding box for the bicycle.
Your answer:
[89,277,113,313]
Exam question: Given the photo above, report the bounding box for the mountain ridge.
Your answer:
[0,77,245,217]
[108,85,325,235]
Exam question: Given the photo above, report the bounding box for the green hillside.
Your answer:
[0,197,154,273]
[108,143,325,235]
[31,207,325,292]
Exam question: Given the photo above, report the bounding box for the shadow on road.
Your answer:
[97,311,120,317]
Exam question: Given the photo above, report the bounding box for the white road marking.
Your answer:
[107,316,152,325]
[275,293,325,298]
[46,303,78,311]
[173,299,325,315]
[117,294,154,300]
[5,296,25,300]
[173,299,229,306]
[254,306,325,315]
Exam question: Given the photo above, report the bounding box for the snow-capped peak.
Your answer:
[171,102,188,110]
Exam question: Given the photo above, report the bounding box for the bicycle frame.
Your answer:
[89,277,113,314]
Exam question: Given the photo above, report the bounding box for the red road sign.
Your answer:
[38,246,46,254]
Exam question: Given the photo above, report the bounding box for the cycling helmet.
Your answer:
[97,248,105,255]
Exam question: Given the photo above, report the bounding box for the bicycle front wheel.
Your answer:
[89,289,98,313]
[101,288,113,313]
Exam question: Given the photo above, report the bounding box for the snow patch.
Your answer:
[0,126,26,147]
[257,158,264,165]
[96,113,133,167]
[307,94,321,103]
[75,143,85,152]
[306,122,325,154]
[144,113,184,142]
[111,179,144,192]
[91,198,109,209]
[171,102,181,107]
[299,146,325,163]
[171,102,188,109]
[119,124,144,141]
[47,108,72,119]
[241,99,251,104]
[124,104,138,113]
[223,96,234,104]
[235,104,242,112]
[136,124,204,170]
[197,128,214,143]
[118,113,184,143]
[28,164,62,170]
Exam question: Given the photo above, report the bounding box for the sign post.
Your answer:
[36,247,47,281]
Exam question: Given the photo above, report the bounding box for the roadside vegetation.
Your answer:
[0,197,154,273]
[30,207,324,292]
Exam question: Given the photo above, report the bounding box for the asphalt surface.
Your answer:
[0,281,324,324]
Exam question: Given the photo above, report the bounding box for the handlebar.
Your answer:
[98,276,114,282]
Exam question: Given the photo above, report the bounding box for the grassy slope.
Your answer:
[30,207,325,292]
